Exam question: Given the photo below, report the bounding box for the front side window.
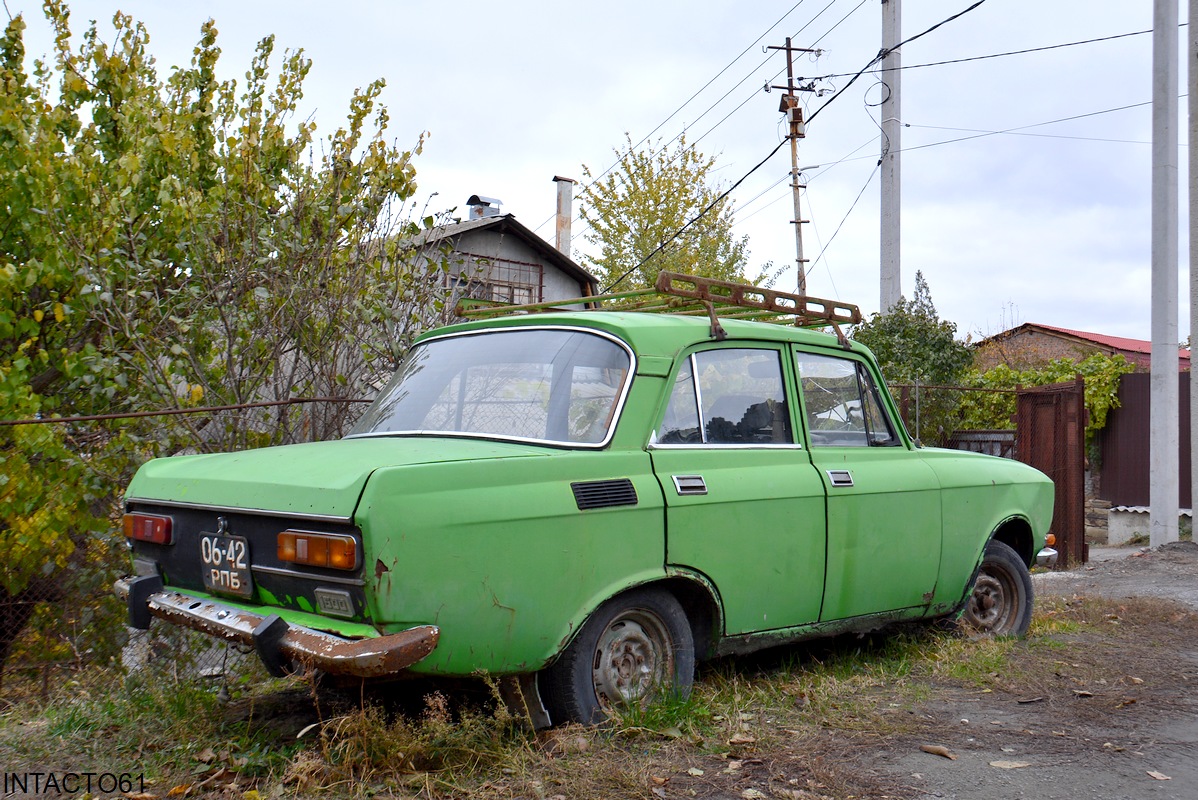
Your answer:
[349,328,631,446]
[795,352,898,447]
[658,349,792,445]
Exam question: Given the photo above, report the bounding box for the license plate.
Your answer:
[200,533,253,598]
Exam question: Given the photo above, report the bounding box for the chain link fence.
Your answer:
[889,382,1018,448]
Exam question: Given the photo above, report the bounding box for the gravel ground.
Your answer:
[871,542,1198,800]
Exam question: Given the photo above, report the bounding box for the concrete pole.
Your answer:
[1190,0,1197,528]
[1151,0,1180,548]
[880,0,902,312]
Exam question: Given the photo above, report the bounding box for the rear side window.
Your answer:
[795,352,898,447]
[658,349,792,445]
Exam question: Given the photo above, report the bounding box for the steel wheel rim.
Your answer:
[964,568,1016,634]
[591,609,674,710]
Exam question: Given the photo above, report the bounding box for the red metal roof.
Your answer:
[1022,323,1190,369]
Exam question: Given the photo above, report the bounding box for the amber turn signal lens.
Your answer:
[1045,533,1057,547]
[277,531,358,571]
[122,513,173,545]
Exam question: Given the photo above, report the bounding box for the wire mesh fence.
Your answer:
[889,382,1018,448]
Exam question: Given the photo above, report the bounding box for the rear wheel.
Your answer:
[960,540,1033,637]
[541,587,694,725]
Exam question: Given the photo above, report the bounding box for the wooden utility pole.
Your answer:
[768,38,818,294]
[880,0,902,312]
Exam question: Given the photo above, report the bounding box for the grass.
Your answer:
[3,594,1197,799]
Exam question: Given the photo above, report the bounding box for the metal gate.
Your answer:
[1016,378,1087,568]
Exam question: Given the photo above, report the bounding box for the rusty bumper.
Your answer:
[115,576,439,678]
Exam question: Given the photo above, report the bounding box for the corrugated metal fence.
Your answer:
[1098,372,1192,508]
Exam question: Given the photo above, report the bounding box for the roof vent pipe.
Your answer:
[553,176,576,258]
[466,194,503,220]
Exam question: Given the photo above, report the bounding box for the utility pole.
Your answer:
[880,0,902,312]
[1190,0,1197,538]
[1151,0,1180,547]
[767,38,819,294]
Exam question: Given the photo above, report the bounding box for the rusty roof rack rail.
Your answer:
[456,271,862,341]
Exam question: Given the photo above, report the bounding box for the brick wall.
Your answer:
[974,329,1132,371]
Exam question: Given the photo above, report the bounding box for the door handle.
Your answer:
[672,475,708,496]
[826,469,854,487]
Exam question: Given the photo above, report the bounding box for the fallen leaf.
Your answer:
[1125,676,1145,685]
[990,761,1031,769]
[195,748,217,764]
[920,745,957,760]
[686,768,704,776]
[1073,690,1094,698]
[728,733,757,745]
[1116,698,1137,709]
[650,776,669,785]
[742,790,766,800]
[167,786,192,798]
[242,792,261,800]
[1016,697,1045,704]
[652,788,666,799]
[1147,771,1172,781]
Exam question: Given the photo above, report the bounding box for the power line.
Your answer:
[807,0,990,127]
[601,137,790,292]
[899,100,1164,154]
[906,123,1151,147]
[535,0,821,236]
[563,0,861,244]
[799,28,1164,83]
[734,133,881,225]
[808,161,880,278]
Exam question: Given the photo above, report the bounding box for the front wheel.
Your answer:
[540,587,694,725]
[959,540,1034,637]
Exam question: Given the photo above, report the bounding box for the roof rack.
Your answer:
[456,271,862,343]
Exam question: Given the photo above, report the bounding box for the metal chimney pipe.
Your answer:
[553,176,576,258]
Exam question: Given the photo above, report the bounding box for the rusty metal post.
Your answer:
[553,176,576,259]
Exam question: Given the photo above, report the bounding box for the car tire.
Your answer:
[540,587,695,725]
[959,539,1034,637]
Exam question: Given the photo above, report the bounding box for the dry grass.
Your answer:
[3,593,1196,799]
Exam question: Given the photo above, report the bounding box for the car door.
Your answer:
[649,345,827,635]
[793,348,942,621]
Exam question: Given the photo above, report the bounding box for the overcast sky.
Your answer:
[7,1,1188,341]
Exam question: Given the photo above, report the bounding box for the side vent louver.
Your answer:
[571,479,638,511]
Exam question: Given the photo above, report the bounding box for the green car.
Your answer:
[117,275,1056,726]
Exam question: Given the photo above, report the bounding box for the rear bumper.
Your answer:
[115,576,439,678]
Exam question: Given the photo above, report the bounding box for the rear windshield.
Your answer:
[348,328,632,446]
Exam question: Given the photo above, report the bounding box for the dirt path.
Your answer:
[868,542,1198,800]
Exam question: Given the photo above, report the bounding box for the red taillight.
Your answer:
[122,512,173,545]
[277,531,358,571]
